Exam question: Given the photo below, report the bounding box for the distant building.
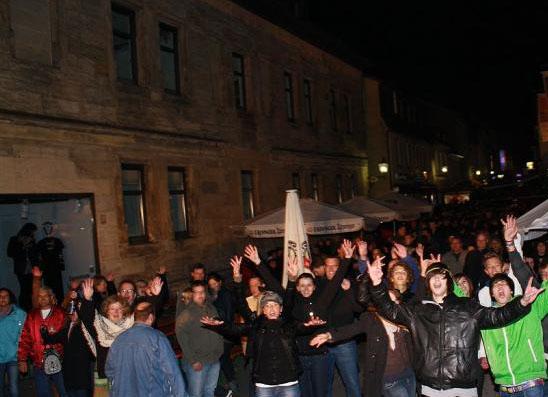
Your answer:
[365,83,490,200]
[537,71,548,168]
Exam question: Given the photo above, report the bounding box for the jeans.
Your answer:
[255,383,300,397]
[499,384,544,397]
[0,362,19,397]
[299,354,329,397]
[326,340,361,397]
[182,360,220,397]
[382,372,416,397]
[33,367,68,397]
[66,391,91,397]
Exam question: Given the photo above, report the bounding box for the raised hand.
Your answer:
[82,278,94,301]
[287,256,299,282]
[200,316,224,326]
[420,253,441,276]
[148,276,164,296]
[309,332,332,347]
[230,256,242,278]
[32,266,42,278]
[415,243,424,260]
[244,244,261,265]
[368,256,385,286]
[357,240,368,260]
[341,278,351,291]
[501,215,518,243]
[520,277,545,306]
[393,242,407,259]
[303,316,326,327]
[106,272,116,282]
[341,239,356,259]
[158,266,167,275]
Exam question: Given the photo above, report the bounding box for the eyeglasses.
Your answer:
[120,289,135,294]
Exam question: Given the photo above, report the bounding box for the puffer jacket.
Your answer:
[17,306,66,368]
[0,305,26,363]
[369,281,530,390]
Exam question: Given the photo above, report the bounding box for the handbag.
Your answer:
[43,347,62,375]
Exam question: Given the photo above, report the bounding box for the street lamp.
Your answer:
[441,166,448,174]
[378,162,389,174]
[526,161,534,170]
[475,170,481,176]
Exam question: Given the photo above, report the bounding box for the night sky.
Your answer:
[305,1,548,163]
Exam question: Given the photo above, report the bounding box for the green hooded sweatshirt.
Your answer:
[481,280,548,386]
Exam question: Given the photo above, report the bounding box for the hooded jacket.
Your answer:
[481,280,548,386]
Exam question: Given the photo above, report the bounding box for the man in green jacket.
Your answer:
[481,273,547,396]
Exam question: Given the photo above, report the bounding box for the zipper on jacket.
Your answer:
[502,328,516,385]
[527,338,538,363]
[438,305,444,388]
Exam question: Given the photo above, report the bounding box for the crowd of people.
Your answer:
[1,201,548,397]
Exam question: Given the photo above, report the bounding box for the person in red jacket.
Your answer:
[18,267,67,397]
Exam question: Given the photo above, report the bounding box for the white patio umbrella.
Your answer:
[517,198,548,241]
[338,196,399,229]
[282,190,310,287]
[374,192,433,221]
[242,198,364,238]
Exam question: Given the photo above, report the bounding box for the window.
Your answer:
[292,173,301,191]
[168,168,189,238]
[232,53,246,109]
[9,0,53,64]
[284,72,295,121]
[343,94,352,133]
[392,91,399,114]
[350,174,357,198]
[241,171,254,219]
[121,164,146,244]
[310,173,319,201]
[303,79,313,124]
[112,4,137,82]
[159,23,179,93]
[336,174,343,204]
[329,89,337,131]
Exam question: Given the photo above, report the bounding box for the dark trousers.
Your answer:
[220,340,236,383]
[16,274,33,311]
[299,353,329,397]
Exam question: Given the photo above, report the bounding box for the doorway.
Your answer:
[0,194,99,297]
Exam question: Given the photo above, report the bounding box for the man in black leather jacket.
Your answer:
[368,259,543,397]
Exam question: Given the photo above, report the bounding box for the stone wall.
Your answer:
[0,0,369,284]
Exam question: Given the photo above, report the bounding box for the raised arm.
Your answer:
[502,215,540,289]
[476,277,542,329]
[368,257,413,327]
[244,244,284,296]
[310,311,375,348]
[316,240,354,308]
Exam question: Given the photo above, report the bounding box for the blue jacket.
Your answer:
[105,323,187,397]
[0,305,26,363]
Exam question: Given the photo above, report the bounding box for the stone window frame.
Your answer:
[284,71,296,122]
[111,3,138,84]
[232,52,247,110]
[159,22,181,95]
[121,163,148,245]
[303,78,313,125]
[167,167,190,240]
[240,170,255,220]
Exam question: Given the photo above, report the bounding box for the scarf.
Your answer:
[93,311,134,348]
